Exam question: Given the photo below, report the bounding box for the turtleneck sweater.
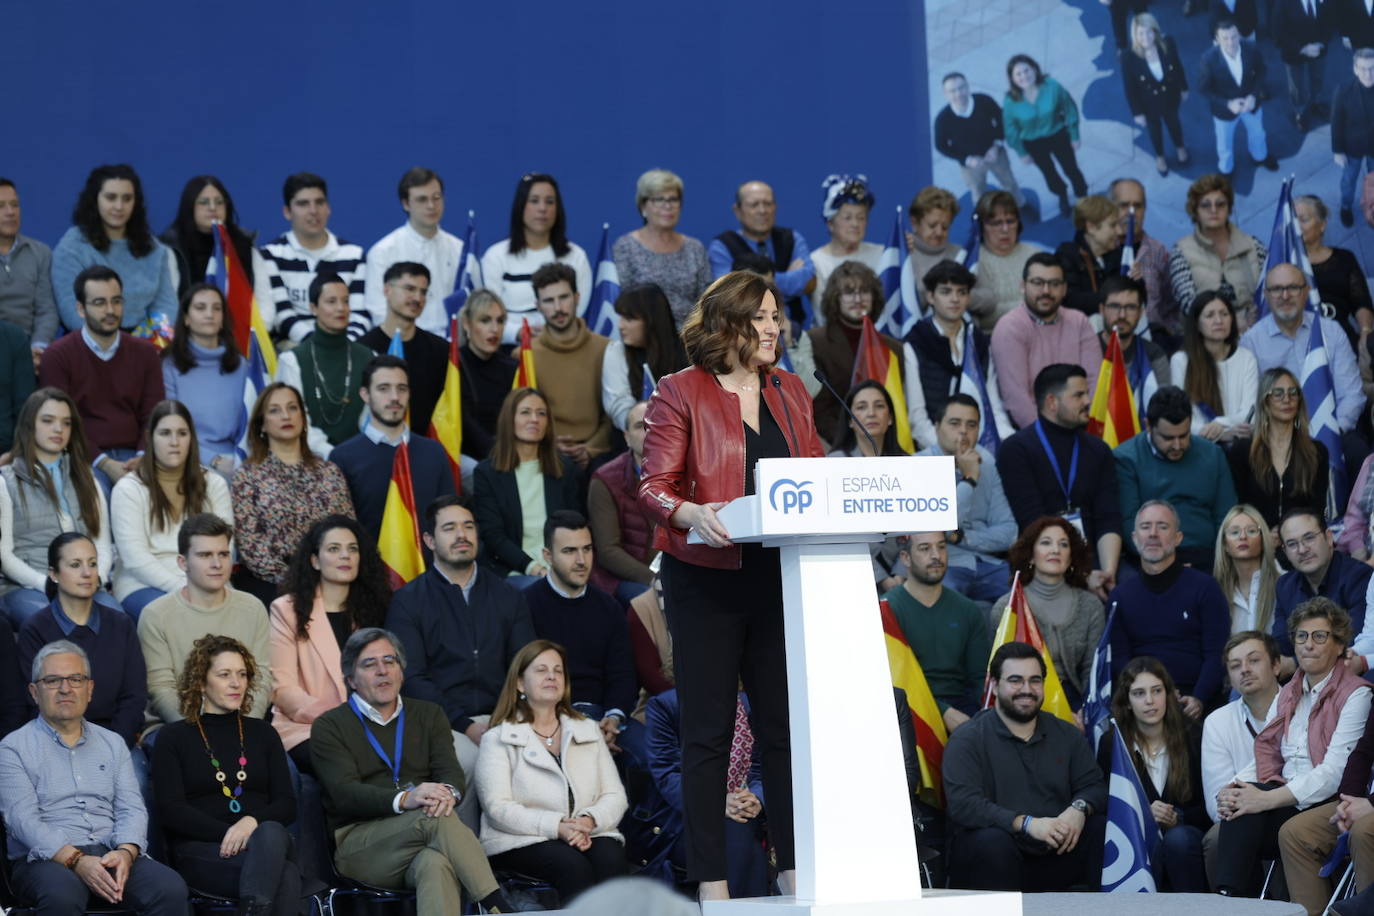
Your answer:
[292,326,371,445]
[161,340,250,461]
[459,344,517,460]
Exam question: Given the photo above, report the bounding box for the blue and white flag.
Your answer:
[585,223,621,340]
[958,318,1000,454]
[1082,602,1117,750]
[957,212,982,274]
[1302,313,1347,519]
[1254,178,1321,322]
[1120,210,1136,277]
[640,361,656,401]
[232,335,270,461]
[877,207,917,339]
[442,211,483,328]
[1102,720,1160,893]
[1124,338,1160,426]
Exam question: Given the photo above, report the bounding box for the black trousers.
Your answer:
[173,820,302,915]
[661,547,794,882]
[948,816,1107,891]
[1022,129,1088,199]
[1214,785,1303,896]
[489,837,626,905]
[1141,100,1187,158]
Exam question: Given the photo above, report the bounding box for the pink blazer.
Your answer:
[268,593,348,751]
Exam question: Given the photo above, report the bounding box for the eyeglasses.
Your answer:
[1293,629,1332,645]
[1225,526,1261,538]
[1000,675,1045,688]
[1025,278,1066,289]
[35,674,89,690]
[646,196,681,207]
[1264,284,1306,298]
[1282,530,1323,552]
[1267,387,1301,402]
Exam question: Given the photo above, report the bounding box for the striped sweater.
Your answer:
[257,230,370,342]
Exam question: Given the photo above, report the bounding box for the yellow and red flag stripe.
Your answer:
[214,223,276,377]
[880,599,949,806]
[851,316,914,453]
[512,318,538,389]
[982,571,1075,724]
[379,441,425,589]
[428,317,463,493]
[1087,330,1138,448]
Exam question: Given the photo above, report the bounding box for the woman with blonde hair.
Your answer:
[1225,367,1328,530]
[476,639,628,905]
[612,169,712,326]
[458,290,518,462]
[1213,505,1279,634]
[1120,12,1190,176]
[903,186,965,312]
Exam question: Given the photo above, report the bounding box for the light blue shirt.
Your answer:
[362,420,409,447]
[1239,311,1366,431]
[79,326,120,361]
[0,717,146,861]
[915,443,1018,570]
[707,228,814,298]
[41,457,72,518]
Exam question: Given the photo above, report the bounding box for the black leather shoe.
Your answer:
[1260,155,1279,171]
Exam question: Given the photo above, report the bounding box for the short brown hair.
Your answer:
[1007,517,1092,590]
[1288,597,1352,649]
[1073,195,1119,231]
[819,260,884,327]
[489,639,585,726]
[909,186,959,224]
[975,190,1021,240]
[1223,630,1281,666]
[1186,174,1234,223]
[680,271,785,375]
[177,634,258,720]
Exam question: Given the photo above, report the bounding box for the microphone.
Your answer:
[771,374,801,455]
[813,369,878,457]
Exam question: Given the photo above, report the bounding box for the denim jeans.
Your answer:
[1213,109,1268,173]
[1340,154,1374,210]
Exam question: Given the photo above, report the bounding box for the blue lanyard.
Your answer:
[1034,419,1079,505]
[350,695,405,788]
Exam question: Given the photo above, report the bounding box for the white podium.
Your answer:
[694,456,1019,916]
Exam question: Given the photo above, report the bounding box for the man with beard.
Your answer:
[1108,500,1230,719]
[1271,507,1372,672]
[943,641,1107,891]
[1096,275,1169,415]
[882,532,989,733]
[529,262,610,468]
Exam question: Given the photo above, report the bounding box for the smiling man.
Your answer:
[529,262,611,467]
[137,513,273,731]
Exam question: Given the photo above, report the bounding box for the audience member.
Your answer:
[810,174,883,309]
[830,382,911,589]
[52,163,177,334]
[916,394,1017,602]
[258,172,368,343]
[1272,508,1372,664]
[588,401,657,602]
[274,272,373,452]
[882,532,989,731]
[991,518,1107,708]
[1170,289,1259,441]
[530,262,611,466]
[708,180,813,327]
[1098,656,1208,891]
[161,283,249,476]
[1121,14,1191,177]
[0,614,20,738]
[0,178,58,357]
[967,191,1043,331]
[903,259,1014,449]
[0,640,188,914]
[943,641,1107,891]
[1109,501,1230,716]
[1056,196,1124,315]
[472,387,583,582]
[613,169,712,327]
[387,495,535,775]
[1169,173,1267,328]
[1097,275,1171,412]
[1108,178,1180,336]
[458,290,518,463]
[1214,598,1371,898]
[628,579,674,712]
[16,533,144,746]
[481,172,593,342]
[807,260,901,442]
[0,319,30,454]
[159,175,258,300]
[364,167,463,335]
[359,261,448,435]
[902,187,965,314]
[1273,0,1336,131]
[989,255,1100,428]
[230,382,355,605]
[1342,447,1374,563]
[1295,194,1372,348]
[38,265,164,492]
[151,635,303,915]
[997,364,1122,595]
[329,355,456,542]
[1114,386,1237,570]
[601,283,687,431]
[111,400,232,618]
[138,513,272,731]
[1226,367,1330,530]
[269,515,391,775]
[1332,49,1374,229]
[309,627,526,915]
[1213,505,1280,633]
[475,639,629,905]
[1198,21,1278,180]
[932,74,1026,211]
[0,388,114,625]
[1002,55,1087,218]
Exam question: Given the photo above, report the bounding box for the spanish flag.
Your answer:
[428,317,463,493]
[881,599,949,806]
[1087,330,1139,448]
[512,318,538,389]
[850,316,914,453]
[982,571,1074,724]
[211,222,276,377]
[378,441,425,588]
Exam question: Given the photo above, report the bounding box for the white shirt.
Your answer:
[901,336,1016,451]
[363,223,465,336]
[479,239,593,345]
[1135,740,1170,795]
[1222,47,1245,88]
[1169,346,1259,433]
[1229,568,1265,633]
[1202,692,1278,821]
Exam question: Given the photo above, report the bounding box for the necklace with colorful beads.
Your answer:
[195,713,248,813]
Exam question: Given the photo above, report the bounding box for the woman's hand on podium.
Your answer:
[672,501,733,547]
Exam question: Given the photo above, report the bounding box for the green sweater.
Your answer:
[294,326,371,445]
[883,584,990,713]
[1002,77,1080,156]
[1113,432,1237,550]
[311,697,465,833]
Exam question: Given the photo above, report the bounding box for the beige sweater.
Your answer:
[532,317,611,456]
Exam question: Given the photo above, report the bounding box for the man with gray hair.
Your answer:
[309,627,535,914]
[0,640,188,913]
[1107,500,1231,719]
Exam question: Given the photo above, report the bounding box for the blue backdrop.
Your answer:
[3,2,930,262]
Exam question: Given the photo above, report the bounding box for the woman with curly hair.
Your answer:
[1168,174,1267,330]
[267,515,390,774]
[990,516,1106,708]
[151,635,302,915]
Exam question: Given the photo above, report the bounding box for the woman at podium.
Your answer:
[639,270,825,901]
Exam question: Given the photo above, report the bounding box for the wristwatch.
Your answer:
[1071,799,1091,815]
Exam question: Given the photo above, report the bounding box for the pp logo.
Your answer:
[768,478,814,515]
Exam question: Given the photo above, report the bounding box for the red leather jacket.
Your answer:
[638,365,824,570]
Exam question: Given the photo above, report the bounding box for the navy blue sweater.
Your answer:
[1108,562,1230,702]
[524,578,637,715]
[329,431,456,540]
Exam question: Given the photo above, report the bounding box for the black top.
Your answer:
[743,397,789,497]
[359,325,450,437]
[1311,248,1373,349]
[996,416,1121,549]
[459,344,517,461]
[152,713,297,843]
[326,610,351,651]
[1225,437,1330,530]
[525,577,637,715]
[934,94,1006,163]
[1095,723,1209,831]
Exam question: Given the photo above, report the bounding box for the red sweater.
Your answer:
[39,332,164,454]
